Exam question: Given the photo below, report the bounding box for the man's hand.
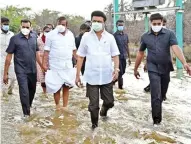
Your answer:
[144,64,147,72]
[75,75,82,87]
[134,70,140,79]
[184,63,191,76]
[128,59,131,65]
[43,64,48,72]
[3,73,8,85]
[112,69,119,81]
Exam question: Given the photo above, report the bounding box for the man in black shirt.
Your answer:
[3,19,43,117]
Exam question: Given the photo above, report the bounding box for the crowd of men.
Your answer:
[1,11,191,130]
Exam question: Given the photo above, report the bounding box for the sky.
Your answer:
[0,0,113,19]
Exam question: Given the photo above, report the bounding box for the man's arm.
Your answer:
[171,45,186,65]
[134,51,145,72]
[4,54,12,76]
[3,54,13,84]
[76,56,84,76]
[112,55,119,71]
[134,35,146,79]
[42,50,50,71]
[73,49,77,60]
[36,51,43,68]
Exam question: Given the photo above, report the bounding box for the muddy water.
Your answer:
[1,63,191,144]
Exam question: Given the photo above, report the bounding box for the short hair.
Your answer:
[116,20,124,25]
[1,17,9,23]
[57,16,67,25]
[91,11,107,22]
[46,23,54,29]
[150,13,163,22]
[43,26,50,31]
[80,23,90,31]
[21,19,32,26]
[163,17,167,23]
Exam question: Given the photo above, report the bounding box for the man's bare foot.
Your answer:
[56,105,61,111]
[60,107,67,112]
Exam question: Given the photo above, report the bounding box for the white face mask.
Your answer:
[163,26,166,29]
[56,25,66,33]
[151,25,162,33]
[21,28,30,35]
[91,22,103,32]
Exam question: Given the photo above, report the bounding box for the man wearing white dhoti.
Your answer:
[43,16,77,110]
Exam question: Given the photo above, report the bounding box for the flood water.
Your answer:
[1,62,191,144]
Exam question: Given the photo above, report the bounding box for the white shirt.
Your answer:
[44,29,76,70]
[77,30,120,85]
[0,30,14,61]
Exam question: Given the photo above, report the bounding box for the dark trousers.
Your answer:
[118,58,127,89]
[16,73,37,116]
[148,71,170,123]
[86,82,114,123]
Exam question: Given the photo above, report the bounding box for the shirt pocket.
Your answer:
[100,42,111,54]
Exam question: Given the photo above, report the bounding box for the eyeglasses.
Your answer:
[22,26,30,29]
[152,23,162,26]
[44,31,50,33]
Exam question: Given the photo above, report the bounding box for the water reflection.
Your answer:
[1,63,191,144]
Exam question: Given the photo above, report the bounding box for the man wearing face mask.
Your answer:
[3,19,43,118]
[134,13,191,126]
[113,20,131,89]
[76,11,120,129]
[43,16,77,111]
[143,17,174,101]
[1,17,16,96]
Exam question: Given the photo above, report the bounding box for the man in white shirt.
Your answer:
[43,16,77,110]
[76,11,120,129]
[1,17,16,95]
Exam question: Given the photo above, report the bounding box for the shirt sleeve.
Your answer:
[76,35,87,57]
[170,31,178,46]
[6,36,16,54]
[110,35,120,57]
[139,35,147,51]
[44,35,52,51]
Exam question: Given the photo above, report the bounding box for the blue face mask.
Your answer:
[2,25,9,31]
[117,26,124,31]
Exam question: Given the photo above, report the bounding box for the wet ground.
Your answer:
[1,62,191,144]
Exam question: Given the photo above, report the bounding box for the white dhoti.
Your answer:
[45,59,76,94]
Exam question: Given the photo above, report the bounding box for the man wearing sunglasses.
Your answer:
[134,13,191,126]
[3,19,43,118]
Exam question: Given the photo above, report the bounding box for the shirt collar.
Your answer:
[0,29,11,35]
[148,28,166,35]
[19,32,34,38]
[116,30,124,35]
[90,29,107,36]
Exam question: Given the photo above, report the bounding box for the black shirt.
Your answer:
[139,28,178,74]
[6,32,39,74]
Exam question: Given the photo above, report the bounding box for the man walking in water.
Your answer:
[43,16,77,110]
[76,11,120,129]
[134,13,191,125]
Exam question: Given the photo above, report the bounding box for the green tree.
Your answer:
[0,5,35,33]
